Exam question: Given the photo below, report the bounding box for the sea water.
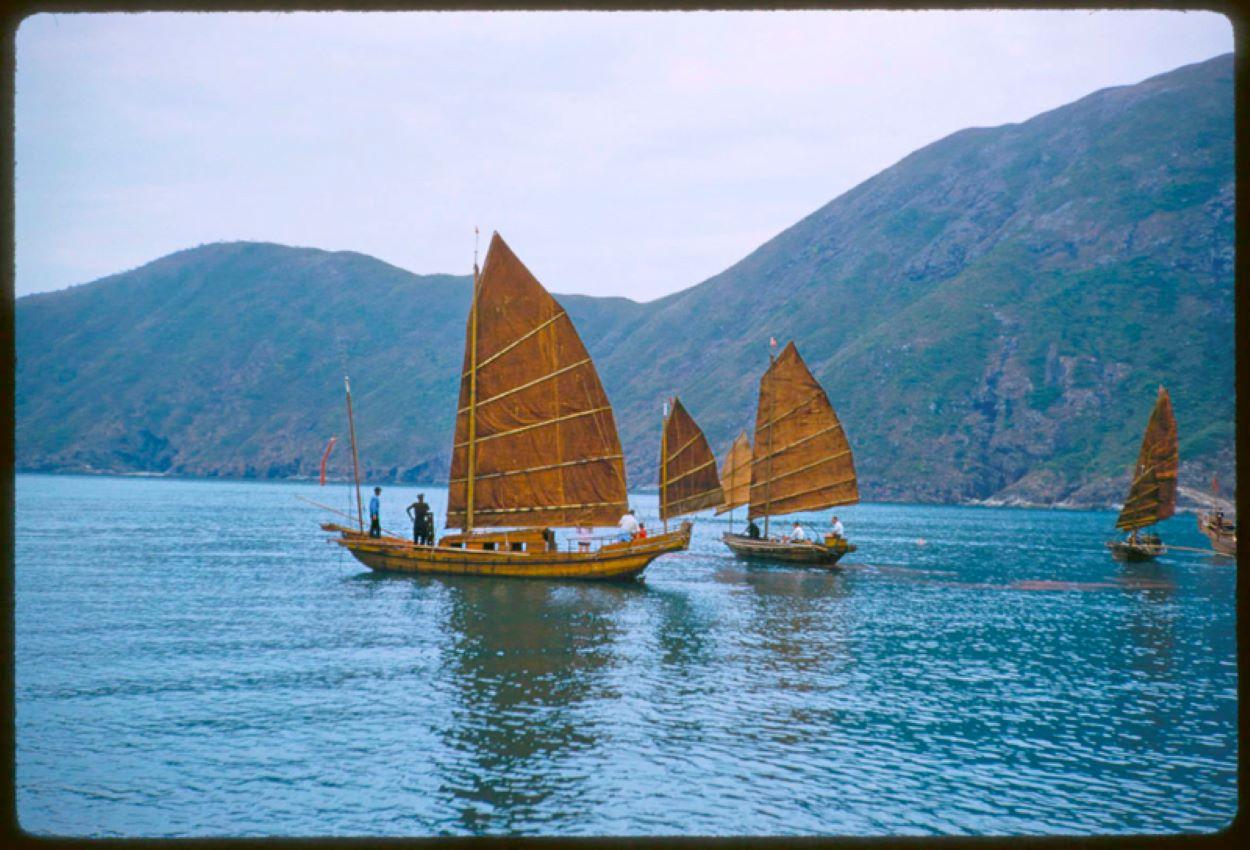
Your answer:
[13,474,1237,836]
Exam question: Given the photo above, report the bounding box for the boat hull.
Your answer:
[1198,514,1237,557]
[722,532,854,567]
[1106,538,1165,562]
[322,522,691,580]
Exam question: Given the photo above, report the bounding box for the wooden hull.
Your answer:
[1106,538,1165,562]
[1198,514,1237,557]
[722,532,854,567]
[322,522,691,580]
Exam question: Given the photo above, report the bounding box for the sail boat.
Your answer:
[715,431,752,531]
[722,341,859,566]
[658,396,724,530]
[1106,385,1178,562]
[322,232,691,580]
[1197,474,1237,557]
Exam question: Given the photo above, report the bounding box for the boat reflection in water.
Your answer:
[429,575,642,832]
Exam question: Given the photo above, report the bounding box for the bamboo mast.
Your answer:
[465,228,481,533]
[661,398,670,534]
[762,340,777,539]
[344,375,364,531]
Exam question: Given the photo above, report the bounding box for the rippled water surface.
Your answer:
[15,474,1237,836]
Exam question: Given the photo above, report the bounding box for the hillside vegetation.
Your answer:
[16,54,1234,505]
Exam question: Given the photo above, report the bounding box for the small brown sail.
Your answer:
[446,232,628,530]
[1115,385,1178,531]
[715,431,752,515]
[659,397,724,521]
[748,341,858,520]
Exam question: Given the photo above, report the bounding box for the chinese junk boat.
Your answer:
[1198,476,1237,557]
[1106,385,1178,562]
[323,232,690,580]
[658,396,723,530]
[722,341,859,567]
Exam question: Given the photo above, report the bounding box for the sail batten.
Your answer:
[659,397,724,521]
[748,342,859,520]
[447,233,628,529]
[1115,386,1178,532]
[716,432,753,515]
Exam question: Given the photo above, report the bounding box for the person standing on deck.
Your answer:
[368,487,382,538]
[576,526,593,553]
[618,509,640,542]
[746,518,761,539]
[407,494,432,545]
[830,515,845,539]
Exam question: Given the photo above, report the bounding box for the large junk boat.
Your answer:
[323,232,690,579]
[722,341,859,567]
[1106,386,1178,562]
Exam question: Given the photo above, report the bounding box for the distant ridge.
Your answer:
[16,54,1234,506]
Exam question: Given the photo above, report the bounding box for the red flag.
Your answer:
[769,337,777,348]
[319,437,338,485]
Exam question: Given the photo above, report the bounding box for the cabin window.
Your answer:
[482,542,496,551]
[511,542,525,552]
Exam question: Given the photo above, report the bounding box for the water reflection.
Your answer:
[1116,561,1177,680]
[430,577,640,833]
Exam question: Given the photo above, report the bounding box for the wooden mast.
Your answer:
[465,228,481,533]
[762,342,777,539]
[660,398,670,534]
[344,375,364,531]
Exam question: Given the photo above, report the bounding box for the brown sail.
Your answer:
[659,397,724,521]
[1115,385,1178,531]
[446,232,628,529]
[748,341,858,520]
[715,431,752,515]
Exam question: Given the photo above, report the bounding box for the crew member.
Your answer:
[618,509,640,542]
[368,487,382,538]
[407,494,432,545]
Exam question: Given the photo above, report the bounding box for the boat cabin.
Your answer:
[437,528,557,553]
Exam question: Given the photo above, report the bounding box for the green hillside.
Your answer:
[15,54,1235,505]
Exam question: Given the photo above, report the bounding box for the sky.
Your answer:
[14,10,1234,301]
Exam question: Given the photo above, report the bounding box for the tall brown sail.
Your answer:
[1115,386,1178,531]
[748,341,858,520]
[659,397,724,521]
[446,232,628,529]
[715,431,752,515]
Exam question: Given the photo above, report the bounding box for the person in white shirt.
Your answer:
[789,522,808,542]
[618,509,640,542]
[830,515,845,538]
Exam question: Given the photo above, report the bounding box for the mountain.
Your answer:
[15,54,1235,505]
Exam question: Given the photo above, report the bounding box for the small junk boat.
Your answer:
[323,232,691,580]
[722,341,859,567]
[658,396,723,529]
[1106,385,1178,562]
[1197,475,1236,557]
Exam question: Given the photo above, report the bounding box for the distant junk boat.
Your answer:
[722,340,859,567]
[1198,475,1237,558]
[321,231,691,579]
[658,396,724,531]
[1106,385,1178,562]
[715,430,752,528]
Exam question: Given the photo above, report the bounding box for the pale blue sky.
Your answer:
[15,10,1233,300]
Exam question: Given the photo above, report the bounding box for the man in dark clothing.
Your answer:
[368,487,382,538]
[746,518,762,539]
[408,494,432,545]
